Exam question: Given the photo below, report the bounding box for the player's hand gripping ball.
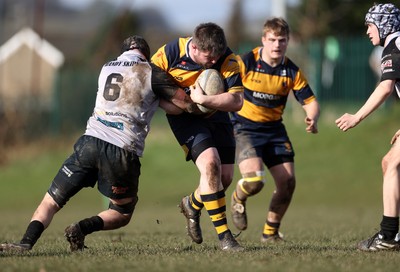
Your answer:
[195,69,224,114]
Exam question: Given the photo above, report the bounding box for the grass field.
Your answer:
[2,105,400,271]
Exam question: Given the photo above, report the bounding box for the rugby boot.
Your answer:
[64,223,86,251]
[179,196,203,244]
[231,192,247,230]
[219,231,244,251]
[0,242,32,251]
[260,232,284,244]
[357,232,400,251]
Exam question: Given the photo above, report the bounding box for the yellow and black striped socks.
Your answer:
[262,220,280,238]
[189,190,204,212]
[201,190,229,240]
[232,190,244,204]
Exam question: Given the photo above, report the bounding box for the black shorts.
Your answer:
[234,117,295,168]
[166,114,235,164]
[48,135,141,207]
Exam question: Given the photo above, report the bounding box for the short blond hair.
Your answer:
[262,17,290,37]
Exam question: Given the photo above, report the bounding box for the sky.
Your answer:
[59,0,299,33]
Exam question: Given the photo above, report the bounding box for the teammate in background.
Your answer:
[230,17,320,243]
[336,3,400,251]
[151,22,244,251]
[0,36,196,252]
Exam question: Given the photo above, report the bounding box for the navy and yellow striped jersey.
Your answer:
[151,37,243,95]
[236,47,316,123]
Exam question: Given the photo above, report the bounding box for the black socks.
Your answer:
[78,216,104,235]
[380,215,399,240]
[20,220,45,247]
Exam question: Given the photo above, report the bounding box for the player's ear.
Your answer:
[261,35,266,44]
[191,42,198,51]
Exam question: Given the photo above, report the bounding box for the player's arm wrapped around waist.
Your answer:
[150,63,204,114]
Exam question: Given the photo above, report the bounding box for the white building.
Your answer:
[0,27,64,111]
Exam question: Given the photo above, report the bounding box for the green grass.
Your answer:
[2,106,400,271]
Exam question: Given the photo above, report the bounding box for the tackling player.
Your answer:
[0,35,196,252]
[230,17,320,243]
[336,3,400,251]
[151,22,244,251]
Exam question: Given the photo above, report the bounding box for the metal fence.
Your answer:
[307,36,378,103]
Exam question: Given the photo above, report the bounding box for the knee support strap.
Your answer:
[108,197,138,215]
[238,171,265,196]
[47,180,81,208]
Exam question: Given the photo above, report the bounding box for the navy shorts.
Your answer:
[48,135,141,207]
[234,117,295,168]
[166,114,235,164]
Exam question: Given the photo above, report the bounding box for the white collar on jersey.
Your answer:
[384,31,400,47]
[186,37,193,58]
[119,49,147,62]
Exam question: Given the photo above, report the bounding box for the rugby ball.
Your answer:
[195,69,224,114]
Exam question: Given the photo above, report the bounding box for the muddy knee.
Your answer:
[238,171,265,197]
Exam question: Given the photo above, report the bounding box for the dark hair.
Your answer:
[192,22,227,58]
[121,35,150,60]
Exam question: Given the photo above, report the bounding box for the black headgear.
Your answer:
[121,35,150,60]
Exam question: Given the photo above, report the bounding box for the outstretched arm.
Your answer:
[335,79,395,132]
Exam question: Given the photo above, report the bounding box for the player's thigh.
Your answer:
[221,163,234,185]
[261,128,295,169]
[238,157,264,174]
[384,139,400,166]
[48,136,99,207]
[97,144,141,200]
[191,122,235,164]
[269,162,295,182]
[167,117,214,162]
[195,147,220,171]
[234,126,267,175]
[234,120,268,166]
